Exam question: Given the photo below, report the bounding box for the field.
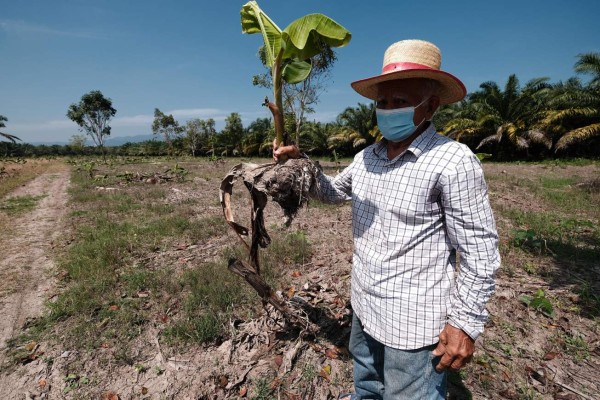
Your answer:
[0,156,598,399]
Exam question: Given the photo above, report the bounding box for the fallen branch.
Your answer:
[228,258,317,333]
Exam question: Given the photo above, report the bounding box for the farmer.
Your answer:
[274,39,500,399]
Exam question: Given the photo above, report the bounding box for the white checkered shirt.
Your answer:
[317,124,500,349]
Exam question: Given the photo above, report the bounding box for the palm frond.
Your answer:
[555,122,600,151]
[476,134,500,149]
[525,129,552,149]
[0,132,22,143]
[540,107,598,125]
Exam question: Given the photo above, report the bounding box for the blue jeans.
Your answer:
[348,313,447,400]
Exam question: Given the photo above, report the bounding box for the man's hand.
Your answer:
[273,139,301,161]
[432,324,475,372]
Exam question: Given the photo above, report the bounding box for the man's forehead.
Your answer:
[377,79,425,97]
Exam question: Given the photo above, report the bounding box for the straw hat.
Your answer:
[351,39,466,105]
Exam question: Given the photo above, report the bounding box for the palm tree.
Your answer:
[297,121,331,155]
[442,75,553,160]
[0,115,21,143]
[327,103,377,153]
[538,53,600,153]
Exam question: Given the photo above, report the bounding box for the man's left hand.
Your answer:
[432,324,474,372]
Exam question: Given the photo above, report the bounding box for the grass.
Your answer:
[3,156,598,398]
[0,194,46,214]
[5,157,315,362]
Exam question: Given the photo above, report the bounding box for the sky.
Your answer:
[1,0,599,144]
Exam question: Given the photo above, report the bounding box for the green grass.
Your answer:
[5,161,316,360]
[0,194,46,214]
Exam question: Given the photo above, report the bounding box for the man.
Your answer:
[275,39,500,399]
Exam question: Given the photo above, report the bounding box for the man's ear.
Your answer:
[428,96,441,117]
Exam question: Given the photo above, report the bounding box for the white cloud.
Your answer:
[112,114,154,127]
[168,108,223,119]
[0,20,102,39]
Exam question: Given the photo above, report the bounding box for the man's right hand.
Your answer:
[272,139,301,161]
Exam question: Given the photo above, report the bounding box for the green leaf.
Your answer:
[282,60,312,84]
[240,1,282,68]
[282,14,351,61]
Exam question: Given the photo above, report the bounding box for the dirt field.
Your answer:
[0,158,598,399]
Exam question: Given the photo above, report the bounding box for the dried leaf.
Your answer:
[283,391,301,400]
[217,375,228,388]
[239,386,248,397]
[543,351,558,360]
[38,378,47,388]
[286,287,295,298]
[158,313,169,323]
[291,270,302,278]
[274,355,283,367]
[101,391,120,400]
[499,388,518,399]
[319,364,331,381]
[25,342,37,351]
[324,347,340,359]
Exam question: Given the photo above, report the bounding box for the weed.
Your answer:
[552,332,591,363]
[517,385,542,400]
[63,374,90,394]
[251,377,273,400]
[520,289,555,318]
[522,261,537,275]
[134,364,148,373]
[300,362,318,382]
[0,194,46,214]
[489,339,513,356]
[577,281,600,315]
[511,229,546,253]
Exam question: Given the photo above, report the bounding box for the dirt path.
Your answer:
[0,170,70,365]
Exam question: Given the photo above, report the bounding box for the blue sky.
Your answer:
[1,0,599,144]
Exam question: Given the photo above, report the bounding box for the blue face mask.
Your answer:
[376,98,429,142]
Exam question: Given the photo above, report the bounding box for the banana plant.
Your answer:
[241,1,351,147]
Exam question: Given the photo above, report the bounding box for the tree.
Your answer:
[242,117,272,156]
[220,113,245,156]
[0,115,21,143]
[185,118,217,157]
[442,75,552,160]
[69,134,87,154]
[334,102,378,149]
[538,53,600,153]
[67,90,116,160]
[152,108,183,156]
[185,119,203,157]
[241,1,351,150]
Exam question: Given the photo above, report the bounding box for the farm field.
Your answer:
[0,157,599,399]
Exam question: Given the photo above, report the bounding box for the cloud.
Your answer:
[168,108,223,119]
[112,114,154,127]
[0,20,103,39]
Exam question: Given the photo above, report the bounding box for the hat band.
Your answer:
[382,62,435,74]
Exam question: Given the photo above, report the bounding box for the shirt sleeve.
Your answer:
[315,159,354,204]
[439,153,500,340]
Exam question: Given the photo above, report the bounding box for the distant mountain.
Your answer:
[105,134,161,146]
[29,134,162,146]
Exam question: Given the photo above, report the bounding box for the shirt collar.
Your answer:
[372,123,438,161]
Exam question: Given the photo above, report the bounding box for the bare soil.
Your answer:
[0,159,598,400]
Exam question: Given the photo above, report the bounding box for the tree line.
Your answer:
[2,52,599,160]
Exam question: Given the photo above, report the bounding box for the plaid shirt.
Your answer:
[317,124,500,349]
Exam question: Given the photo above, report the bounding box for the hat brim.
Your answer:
[351,69,467,105]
